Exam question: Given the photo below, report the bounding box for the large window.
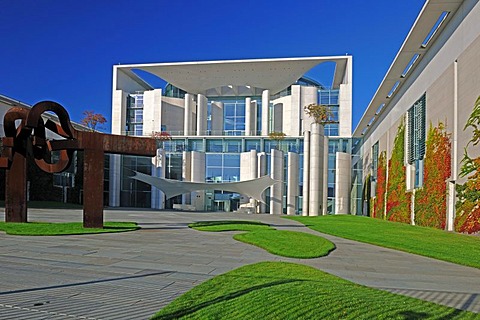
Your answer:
[126,94,144,136]
[407,94,426,188]
[318,89,340,137]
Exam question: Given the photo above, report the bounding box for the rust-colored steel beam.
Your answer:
[0,101,156,228]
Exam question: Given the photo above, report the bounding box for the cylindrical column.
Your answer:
[191,151,206,210]
[309,123,324,216]
[335,152,351,214]
[182,151,192,205]
[151,148,166,209]
[197,94,208,136]
[184,93,194,135]
[287,152,299,215]
[261,90,270,136]
[302,131,310,216]
[245,97,252,136]
[270,148,284,214]
[258,152,267,213]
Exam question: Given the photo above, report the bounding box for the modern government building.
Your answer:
[2,0,480,233]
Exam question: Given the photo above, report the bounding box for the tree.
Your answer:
[268,131,286,149]
[304,104,334,124]
[81,110,107,131]
[151,131,172,148]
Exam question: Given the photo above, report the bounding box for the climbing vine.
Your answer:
[386,123,411,223]
[456,96,480,233]
[374,151,387,219]
[362,174,372,216]
[414,123,451,229]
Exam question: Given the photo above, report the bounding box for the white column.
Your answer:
[191,151,206,210]
[197,94,208,136]
[309,123,324,216]
[182,151,192,205]
[184,93,194,135]
[287,152,299,215]
[270,148,284,214]
[335,152,351,214]
[261,90,270,136]
[245,97,253,136]
[151,148,165,209]
[258,152,267,213]
[302,131,310,216]
[211,101,224,135]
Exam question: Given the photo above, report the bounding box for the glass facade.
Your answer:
[119,79,350,211]
[318,89,340,137]
[126,94,144,136]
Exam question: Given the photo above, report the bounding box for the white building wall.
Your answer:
[211,101,224,135]
[143,89,163,136]
[302,130,310,216]
[182,151,192,205]
[339,56,353,137]
[300,86,318,134]
[162,96,185,135]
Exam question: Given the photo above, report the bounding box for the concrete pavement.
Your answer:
[0,208,479,319]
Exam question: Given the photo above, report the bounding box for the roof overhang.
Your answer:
[115,56,351,96]
[353,0,463,137]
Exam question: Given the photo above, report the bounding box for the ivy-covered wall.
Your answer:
[455,96,480,233]
[373,151,387,219]
[386,123,411,223]
[415,123,451,229]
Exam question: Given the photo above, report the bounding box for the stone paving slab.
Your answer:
[0,208,479,319]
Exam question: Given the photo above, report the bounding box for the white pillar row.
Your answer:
[270,148,284,214]
[287,152,299,216]
[309,123,324,216]
[184,93,195,135]
[211,101,224,135]
[261,90,270,136]
[191,151,206,210]
[245,97,253,136]
[335,152,351,214]
[257,152,267,213]
[182,151,192,205]
[151,148,166,209]
[302,130,310,216]
[197,94,208,136]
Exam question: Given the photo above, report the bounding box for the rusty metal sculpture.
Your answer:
[0,101,156,228]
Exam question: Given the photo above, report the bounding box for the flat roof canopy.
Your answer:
[116,56,351,96]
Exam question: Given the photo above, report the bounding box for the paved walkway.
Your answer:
[0,208,479,319]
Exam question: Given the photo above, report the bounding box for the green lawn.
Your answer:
[190,220,335,259]
[0,221,139,236]
[151,261,479,320]
[288,215,480,269]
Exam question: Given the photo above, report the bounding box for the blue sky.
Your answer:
[1,0,425,131]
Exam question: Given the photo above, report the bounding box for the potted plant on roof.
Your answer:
[304,103,333,125]
[268,131,286,151]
